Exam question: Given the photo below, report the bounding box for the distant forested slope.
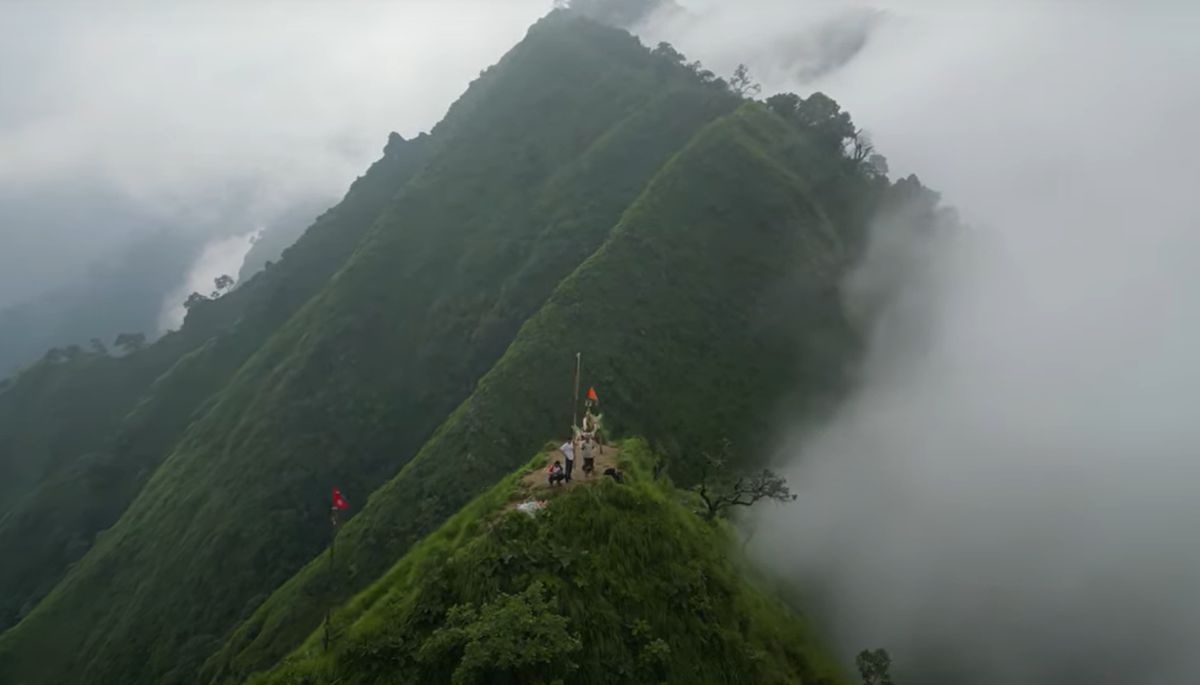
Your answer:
[0,127,432,636]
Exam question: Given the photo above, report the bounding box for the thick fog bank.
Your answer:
[639,1,1200,683]
[0,0,547,309]
[0,1,551,368]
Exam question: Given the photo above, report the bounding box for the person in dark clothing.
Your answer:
[602,467,625,484]
[547,460,566,486]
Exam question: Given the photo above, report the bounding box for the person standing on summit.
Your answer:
[581,433,595,476]
[560,438,575,482]
[583,387,604,455]
[584,408,603,455]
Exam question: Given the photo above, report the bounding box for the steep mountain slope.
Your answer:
[203,100,882,684]
[0,130,431,634]
[236,200,332,283]
[0,14,737,685]
[255,440,849,685]
[0,9,953,685]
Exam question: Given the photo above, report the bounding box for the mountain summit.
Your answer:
[0,9,945,685]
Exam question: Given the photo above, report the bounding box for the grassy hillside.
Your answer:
[0,130,431,635]
[203,100,878,684]
[0,13,736,685]
[254,439,848,685]
[0,9,952,685]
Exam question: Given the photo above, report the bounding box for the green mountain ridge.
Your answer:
[0,124,432,636]
[0,9,947,684]
[1,13,744,684]
[254,439,848,685]
[202,97,871,685]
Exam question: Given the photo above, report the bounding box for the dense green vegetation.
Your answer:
[203,94,896,684]
[0,13,741,685]
[0,8,950,684]
[0,126,432,634]
[253,439,848,685]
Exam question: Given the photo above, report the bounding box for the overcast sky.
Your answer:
[0,0,547,309]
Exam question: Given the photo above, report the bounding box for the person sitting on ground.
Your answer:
[602,466,624,484]
[547,460,566,486]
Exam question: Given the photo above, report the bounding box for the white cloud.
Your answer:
[158,228,259,332]
[638,1,1200,682]
[0,0,549,300]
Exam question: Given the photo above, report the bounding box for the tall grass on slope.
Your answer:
[255,439,847,685]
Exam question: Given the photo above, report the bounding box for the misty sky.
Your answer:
[4,1,1200,681]
[690,2,1200,683]
[0,0,548,311]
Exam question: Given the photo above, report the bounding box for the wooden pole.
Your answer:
[572,352,581,430]
[323,509,338,651]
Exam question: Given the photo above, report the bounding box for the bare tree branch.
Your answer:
[692,443,796,520]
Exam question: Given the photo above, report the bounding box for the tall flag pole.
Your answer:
[324,487,350,651]
[572,352,582,430]
[585,386,601,452]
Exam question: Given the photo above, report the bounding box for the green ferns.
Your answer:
[253,441,847,685]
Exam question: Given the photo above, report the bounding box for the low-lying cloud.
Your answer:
[637,1,1200,683]
[0,0,548,307]
[639,1,882,86]
[158,228,259,331]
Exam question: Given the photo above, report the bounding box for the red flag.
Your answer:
[331,487,349,511]
[586,386,598,402]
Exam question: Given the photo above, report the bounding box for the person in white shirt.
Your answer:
[581,434,595,476]
[559,439,575,482]
[583,408,604,455]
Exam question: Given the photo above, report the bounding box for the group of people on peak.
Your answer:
[548,397,604,486]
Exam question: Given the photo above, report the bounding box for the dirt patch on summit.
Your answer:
[508,444,621,508]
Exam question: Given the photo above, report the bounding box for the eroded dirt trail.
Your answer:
[511,444,622,506]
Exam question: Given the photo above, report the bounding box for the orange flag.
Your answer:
[587,387,598,402]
